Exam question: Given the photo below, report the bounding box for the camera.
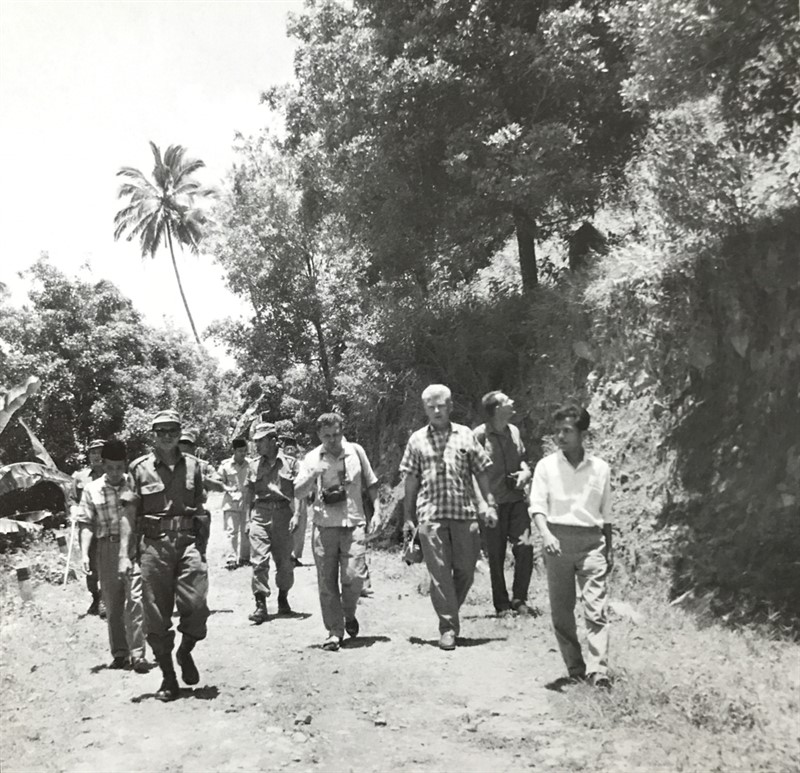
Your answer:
[322,485,347,505]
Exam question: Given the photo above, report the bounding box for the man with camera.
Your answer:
[125,410,210,702]
[400,384,497,651]
[474,391,537,618]
[245,421,298,624]
[295,413,378,652]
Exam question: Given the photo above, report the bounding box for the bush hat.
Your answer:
[252,422,278,441]
[151,410,181,429]
[86,439,105,451]
[179,429,197,444]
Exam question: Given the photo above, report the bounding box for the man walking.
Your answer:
[125,410,210,702]
[474,391,537,617]
[529,403,613,688]
[400,384,497,651]
[78,439,147,673]
[218,437,251,570]
[279,431,307,567]
[295,413,378,651]
[245,422,297,624]
[70,439,105,617]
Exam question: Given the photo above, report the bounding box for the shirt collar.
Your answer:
[152,449,185,469]
[320,439,351,461]
[557,449,592,470]
[427,422,452,437]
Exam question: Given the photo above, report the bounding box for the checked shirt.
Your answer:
[78,474,136,538]
[400,421,491,522]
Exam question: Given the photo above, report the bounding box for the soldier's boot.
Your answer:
[154,654,180,702]
[248,594,269,625]
[176,635,200,686]
[277,590,292,615]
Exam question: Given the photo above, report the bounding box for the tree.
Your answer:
[210,133,364,404]
[113,142,213,344]
[270,0,641,291]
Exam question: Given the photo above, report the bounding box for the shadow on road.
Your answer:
[408,636,506,648]
[130,685,220,704]
[341,635,391,649]
[209,608,234,615]
[544,677,580,693]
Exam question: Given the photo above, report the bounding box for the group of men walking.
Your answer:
[72,382,613,701]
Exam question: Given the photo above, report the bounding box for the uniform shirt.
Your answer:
[296,439,377,528]
[529,450,612,528]
[68,467,103,518]
[77,474,136,538]
[218,456,250,512]
[247,452,297,513]
[474,422,527,504]
[400,422,491,522]
[128,451,205,516]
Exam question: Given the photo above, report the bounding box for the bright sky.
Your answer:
[0,0,303,366]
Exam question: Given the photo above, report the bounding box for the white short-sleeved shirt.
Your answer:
[529,450,612,528]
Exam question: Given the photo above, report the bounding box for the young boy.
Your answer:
[79,438,148,672]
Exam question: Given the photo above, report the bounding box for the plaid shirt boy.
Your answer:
[78,474,136,538]
[400,422,491,521]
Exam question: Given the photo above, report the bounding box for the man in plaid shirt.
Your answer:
[400,384,498,650]
[78,438,147,672]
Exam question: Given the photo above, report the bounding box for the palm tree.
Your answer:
[114,142,213,345]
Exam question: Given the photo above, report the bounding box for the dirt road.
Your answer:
[2,504,645,773]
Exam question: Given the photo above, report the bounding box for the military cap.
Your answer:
[151,409,181,429]
[86,439,105,451]
[179,429,197,444]
[252,421,278,440]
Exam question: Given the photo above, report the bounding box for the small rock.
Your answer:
[292,732,308,744]
[374,717,387,727]
[294,713,312,725]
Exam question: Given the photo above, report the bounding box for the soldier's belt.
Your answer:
[98,534,121,543]
[143,514,196,532]
[254,498,290,510]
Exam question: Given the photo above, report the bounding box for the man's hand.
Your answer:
[289,514,299,533]
[118,556,132,580]
[484,505,498,528]
[81,556,92,575]
[402,519,416,541]
[512,469,532,488]
[541,530,561,557]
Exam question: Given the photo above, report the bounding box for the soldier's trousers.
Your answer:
[139,532,209,657]
[292,499,308,559]
[250,506,294,598]
[96,536,145,660]
[312,524,367,638]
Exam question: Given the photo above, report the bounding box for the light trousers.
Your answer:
[545,523,609,676]
[223,509,250,564]
[250,507,294,598]
[312,524,367,638]
[418,519,481,635]
[96,536,145,660]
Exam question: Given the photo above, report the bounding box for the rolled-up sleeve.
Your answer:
[399,439,419,478]
[528,459,549,516]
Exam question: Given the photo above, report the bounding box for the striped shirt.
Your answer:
[400,422,491,522]
[529,450,612,528]
[78,474,137,538]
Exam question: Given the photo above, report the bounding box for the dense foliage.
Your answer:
[0,257,239,469]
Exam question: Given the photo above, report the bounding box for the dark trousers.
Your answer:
[86,535,99,597]
[140,532,209,657]
[486,500,534,612]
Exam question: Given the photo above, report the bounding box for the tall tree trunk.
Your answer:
[165,227,202,345]
[310,315,334,403]
[514,207,538,291]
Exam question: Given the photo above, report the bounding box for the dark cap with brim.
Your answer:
[152,409,181,429]
[252,422,277,440]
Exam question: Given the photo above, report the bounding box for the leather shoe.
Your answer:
[86,597,101,616]
[321,634,340,651]
[249,606,269,625]
[131,657,150,674]
[155,673,180,702]
[439,631,456,651]
[345,617,359,638]
[512,601,542,617]
[590,672,612,689]
[176,648,199,685]
[109,656,128,669]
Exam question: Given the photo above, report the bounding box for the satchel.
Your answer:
[402,526,424,565]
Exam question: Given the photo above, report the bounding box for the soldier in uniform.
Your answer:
[70,439,106,617]
[178,430,224,493]
[280,431,307,567]
[123,410,210,702]
[245,421,297,624]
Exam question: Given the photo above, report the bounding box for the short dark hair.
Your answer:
[101,438,127,461]
[481,391,504,416]
[231,437,247,449]
[552,403,590,432]
[316,412,344,432]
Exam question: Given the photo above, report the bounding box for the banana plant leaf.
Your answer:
[0,462,73,499]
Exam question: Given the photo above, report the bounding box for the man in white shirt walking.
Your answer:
[529,403,613,688]
[218,437,251,570]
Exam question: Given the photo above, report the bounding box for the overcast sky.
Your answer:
[0,0,303,363]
